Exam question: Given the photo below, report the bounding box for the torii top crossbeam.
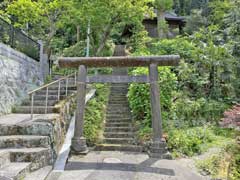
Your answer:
[58,55,180,68]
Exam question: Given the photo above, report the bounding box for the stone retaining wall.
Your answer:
[0,42,44,115]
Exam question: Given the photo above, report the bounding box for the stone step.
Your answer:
[104,132,134,138]
[109,100,128,103]
[109,94,128,96]
[105,118,132,123]
[111,85,128,88]
[109,98,128,100]
[108,102,128,105]
[22,100,57,106]
[0,135,51,149]
[106,109,131,114]
[106,115,132,119]
[105,122,132,127]
[106,113,131,116]
[35,90,76,96]
[111,84,129,89]
[0,151,10,168]
[3,147,52,171]
[14,106,60,114]
[109,93,127,96]
[107,106,130,109]
[106,118,132,122]
[108,100,129,103]
[0,122,54,136]
[47,85,77,91]
[110,88,128,90]
[0,162,31,180]
[52,81,76,85]
[108,103,129,106]
[103,138,134,144]
[95,144,142,152]
[32,95,66,101]
[24,166,52,180]
[111,83,129,86]
[110,91,128,94]
[105,127,133,132]
[52,74,75,81]
[109,94,128,97]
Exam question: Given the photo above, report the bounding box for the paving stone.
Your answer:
[25,166,52,180]
[47,151,204,180]
[0,162,31,180]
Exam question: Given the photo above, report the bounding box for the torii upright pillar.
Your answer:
[149,63,168,158]
[71,65,88,154]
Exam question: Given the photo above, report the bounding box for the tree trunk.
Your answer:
[95,23,113,56]
[209,64,216,97]
[95,16,120,56]
[157,10,167,39]
[44,21,56,60]
[77,25,80,42]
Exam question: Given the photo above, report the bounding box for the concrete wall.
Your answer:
[0,42,44,115]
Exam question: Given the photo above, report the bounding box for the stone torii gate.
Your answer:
[58,53,180,158]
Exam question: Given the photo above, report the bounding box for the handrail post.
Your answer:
[45,87,49,114]
[58,81,61,101]
[74,72,77,86]
[66,78,69,96]
[31,93,34,120]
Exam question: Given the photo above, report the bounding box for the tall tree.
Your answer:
[6,0,72,57]
[154,0,173,39]
[72,0,152,56]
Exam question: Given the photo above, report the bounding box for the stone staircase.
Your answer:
[0,75,77,180]
[96,82,142,152]
[14,75,77,114]
[0,132,53,179]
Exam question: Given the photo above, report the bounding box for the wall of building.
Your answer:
[0,42,44,115]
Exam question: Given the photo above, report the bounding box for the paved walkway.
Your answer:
[47,151,207,180]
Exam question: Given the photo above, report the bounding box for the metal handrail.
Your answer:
[29,72,77,119]
[28,73,76,95]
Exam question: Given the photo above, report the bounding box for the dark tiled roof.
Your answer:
[145,10,185,21]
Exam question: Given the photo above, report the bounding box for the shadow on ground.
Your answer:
[65,158,175,176]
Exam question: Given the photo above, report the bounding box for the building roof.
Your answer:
[145,10,185,22]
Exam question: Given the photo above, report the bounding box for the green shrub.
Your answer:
[63,41,87,57]
[196,154,223,177]
[196,142,240,180]
[149,37,196,60]
[167,127,216,157]
[128,67,177,138]
[84,84,109,145]
[226,142,240,180]
[170,96,229,127]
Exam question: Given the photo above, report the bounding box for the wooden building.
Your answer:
[143,11,186,38]
[121,11,185,41]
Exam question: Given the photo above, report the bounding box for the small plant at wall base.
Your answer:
[196,140,240,180]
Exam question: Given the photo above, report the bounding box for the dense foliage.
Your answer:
[0,0,152,58]
[84,84,109,145]
[127,1,240,178]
